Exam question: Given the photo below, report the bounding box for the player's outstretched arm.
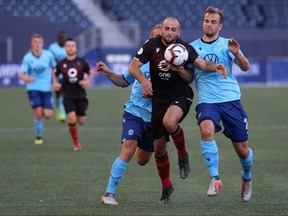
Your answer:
[96,61,129,88]
[129,58,153,97]
[228,38,250,71]
[194,57,227,78]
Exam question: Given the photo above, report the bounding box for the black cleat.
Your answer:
[178,152,190,179]
[160,183,174,204]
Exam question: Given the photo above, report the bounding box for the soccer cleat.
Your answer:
[207,177,223,196]
[241,178,252,202]
[74,142,81,151]
[101,193,118,205]
[178,152,190,179]
[160,183,174,204]
[56,108,66,122]
[34,138,43,145]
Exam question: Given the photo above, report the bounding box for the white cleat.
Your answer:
[241,179,252,202]
[101,193,118,205]
[207,177,223,196]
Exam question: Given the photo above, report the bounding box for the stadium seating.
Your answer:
[0,0,93,27]
[101,0,288,29]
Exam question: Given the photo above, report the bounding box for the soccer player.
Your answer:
[129,17,227,204]
[19,34,56,145]
[190,6,253,202]
[97,24,162,205]
[53,38,92,151]
[49,30,67,122]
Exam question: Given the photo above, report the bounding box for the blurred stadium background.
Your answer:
[0,0,288,86]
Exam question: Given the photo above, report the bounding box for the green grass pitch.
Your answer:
[0,87,288,215]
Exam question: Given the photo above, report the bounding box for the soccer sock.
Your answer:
[56,96,61,108]
[68,123,79,145]
[106,157,128,194]
[240,148,253,180]
[171,126,187,157]
[200,140,219,178]
[155,152,171,188]
[33,118,43,139]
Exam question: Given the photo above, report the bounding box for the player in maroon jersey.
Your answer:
[53,38,92,151]
[129,17,227,204]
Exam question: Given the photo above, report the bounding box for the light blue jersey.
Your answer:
[190,37,243,104]
[21,49,56,91]
[48,42,66,62]
[122,63,151,123]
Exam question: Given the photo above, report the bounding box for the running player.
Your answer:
[97,24,162,205]
[129,17,227,204]
[190,6,253,202]
[53,38,92,151]
[49,30,67,122]
[20,34,56,145]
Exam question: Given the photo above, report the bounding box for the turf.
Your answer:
[0,87,288,215]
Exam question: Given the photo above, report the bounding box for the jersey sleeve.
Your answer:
[83,60,91,74]
[123,71,135,85]
[20,55,29,73]
[48,51,57,68]
[186,44,199,64]
[134,39,152,64]
[55,62,61,76]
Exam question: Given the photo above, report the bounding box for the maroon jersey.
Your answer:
[135,35,198,102]
[55,57,90,99]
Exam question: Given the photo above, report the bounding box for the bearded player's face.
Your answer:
[65,41,77,56]
[161,19,180,45]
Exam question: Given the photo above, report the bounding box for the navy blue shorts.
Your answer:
[195,100,248,142]
[121,111,154,152]
[27,90,53,109]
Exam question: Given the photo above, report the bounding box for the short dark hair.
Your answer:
[205,6,224,23]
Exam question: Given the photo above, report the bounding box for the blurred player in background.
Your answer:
[53,38,92,151]
[129,17,227,204]
[49,30,67,122]
[190,6,253,202]
[97,24,161,205]
[20,34,56,145]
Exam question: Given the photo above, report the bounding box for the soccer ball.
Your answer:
[164,43,188,67]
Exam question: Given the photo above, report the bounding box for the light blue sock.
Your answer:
[106,157,128,194]
[33,118,43,138]
[59,103,66,117]
[201,140,219,178]
[56,97,61,108]
[240,148,253,180]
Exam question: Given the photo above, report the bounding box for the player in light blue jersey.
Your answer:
[190,6,253,202]
[96,24,162,205]
[20,34,56,145]
[48,30,67,122]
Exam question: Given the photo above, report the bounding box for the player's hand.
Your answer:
[96,61,111,76]
[53,82,61,91]
[25,77,35,83]
[79,80,89,89]
[141,78,153,97]
[215,63,227,78]
[228,38,240,55]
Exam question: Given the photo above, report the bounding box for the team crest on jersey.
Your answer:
[156,47,160,53]
[216,42,223,47]
[137,47,143,55]
[63,63,67,68]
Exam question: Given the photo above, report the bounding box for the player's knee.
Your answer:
[163,119,177,134]
[200,127,214,141]
[136,158,149,166]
